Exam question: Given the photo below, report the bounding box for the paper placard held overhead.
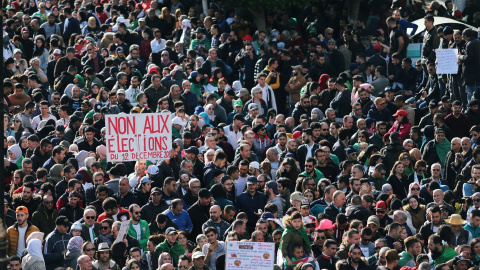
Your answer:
[436,48,458,74]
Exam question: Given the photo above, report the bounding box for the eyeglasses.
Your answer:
[474,199,480,202]
[72,229,82,233]
[375,246,382,250]
[14,120,21,123]
[305,165,313,168]
[432,169,441,172]
[376,210,385,213]
[52,98,59,100]
[101,226,110,230]
[316,235,326,239]
[354,108,362,111]
[85,216,95,219]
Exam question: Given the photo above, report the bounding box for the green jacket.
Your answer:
[433,243,458,265]
[128,219,150,251]
[398,251,415,267]
[154,240,185,268]
[190,38,211,50]
[299,168,324,184]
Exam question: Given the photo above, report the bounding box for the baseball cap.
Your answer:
[151,187,161,194]
[56,125,65,134]
[199,188,212,198]
[16,206,28,214]
[234,100,243,107]
[196,27,205,34]
[376,201,387,210]
[236,88,249,98]
[172,117,185,126]
[249,161,260,170]
[435,127,445,134]
[246,176,257,185]
[116,47,124,53]
[367,216,380,226]
[192,251,206,259]
[56,215,72,227]
[117,89,126,95]
[317,219,334,230]
[53,49,62,56]
[138,17,145,22]
[300,200,310,207]
[21,27,29,33]
[140,176,151,184]
[374,44,382,52]
[248,103,259,111]
[260,212,275,221]
[69,115,80,123]
[241,34,253,41]
[185,146,199,155]
[346,146,357,155]
[165,227,177,235]
[429,100,438,108]
[147,165,159,175]
[290,191,305,202]
[266,181,279,195]
[392,109,407,117]
[292,131,302,139]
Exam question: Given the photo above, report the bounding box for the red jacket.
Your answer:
[97,206,130,222]
[387,121,412,144]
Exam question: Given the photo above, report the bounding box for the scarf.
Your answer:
[279,226,311,252]
[28,239,46,269]
[98,233,114,246]
[434,138,451,167]
[67,236,83,251]
[8,144,22,163]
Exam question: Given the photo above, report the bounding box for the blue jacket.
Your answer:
[163,208,193,232]
[44,228,72,270]
[367,106,393,124]
[464,222,480,238]
[397,18,418,36]
[236,191,267,231]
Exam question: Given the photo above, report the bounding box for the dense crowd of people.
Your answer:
[6,0,480,270]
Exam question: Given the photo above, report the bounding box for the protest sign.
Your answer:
[436,48,458,74]
[106,113,172,162]
[225,241,274,270]
[114,220,131,243]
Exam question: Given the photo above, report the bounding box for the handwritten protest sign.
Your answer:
[114,220,131,243]
[106,113,172,162]
[225,241,274,270]
[436,48,458,74]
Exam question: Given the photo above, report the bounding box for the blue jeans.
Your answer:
[466,84,477,102]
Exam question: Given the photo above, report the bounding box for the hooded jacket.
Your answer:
[292,102,311,126]
[31,203,59,235]
[380,143,408,173]
[44,228,72,270]
[7,221,40,256]
[140,199,169,224]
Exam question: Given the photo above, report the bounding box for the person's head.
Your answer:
[431,163,442,178]
[9,256,22,270]
[428,234,443,254]
[424,15,435,30]
[78,255,93,270]
[430,206,442,226]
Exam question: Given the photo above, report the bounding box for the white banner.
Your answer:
[225,241,274,270]
[106,113,172,162]
[436,48,458,74]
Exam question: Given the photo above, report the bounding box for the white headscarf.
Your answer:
[204,104,216,122]
[8,144,22,163]
[27,239,45,269]
[76,150,89,168]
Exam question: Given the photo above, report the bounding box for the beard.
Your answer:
[351,257,361,264]
[430,248,442,260]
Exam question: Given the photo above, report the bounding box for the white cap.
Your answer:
[249,161,260,170]
[147,165,159,175]
[172,117,185,126]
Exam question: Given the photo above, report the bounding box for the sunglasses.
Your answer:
[316,236,326,239]
[85,216,95,219]
[134,211,141,215]
[376,210,385,213]
[179,266,188,269]
[375,246,382,250]
[411,188,420,191]
[85,248,95,252]
[475,199,480,202]
[72,229,82,233]
[101,226,110,230]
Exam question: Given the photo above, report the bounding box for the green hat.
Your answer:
[234,100,243,107]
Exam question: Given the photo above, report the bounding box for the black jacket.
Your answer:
[421,140,441,170]
[31,203,58,235]
[113,191,137,208]
[380,143,407,173]
[324,204,344,222]
[140,200,169,224]
[30,146,51,171]
[54,71,75,94]
[296,143,319,171]
[199,58,227,78]
[59,203,84,223]
[422,27,440,64]
[317,254,338,270]
[187,201,211,240]
[459,39,480,85]
[337,257,370,270]
[292,102,311,125]
[81,222,100,243]
[369,132,385,150]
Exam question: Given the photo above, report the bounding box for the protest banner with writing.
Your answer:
[436,48,458,74]
[225,241,274,270]
[106,113,172,162]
